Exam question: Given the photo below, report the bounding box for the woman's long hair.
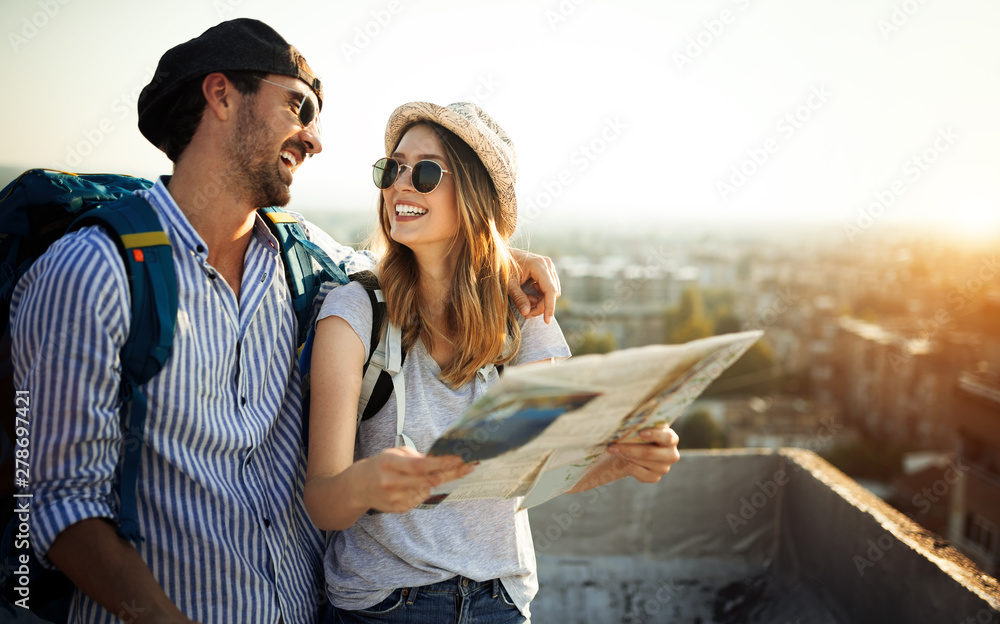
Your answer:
[371,121,522,388]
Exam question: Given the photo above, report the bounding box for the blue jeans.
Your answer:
[328,577,527,624]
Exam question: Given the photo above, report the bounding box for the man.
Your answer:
[11,19,678,623]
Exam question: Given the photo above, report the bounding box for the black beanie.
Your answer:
[137,18,323,149]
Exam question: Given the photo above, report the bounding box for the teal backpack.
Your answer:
[0,169,347,622]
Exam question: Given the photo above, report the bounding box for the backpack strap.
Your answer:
[70,193,177,544]
[258,207,349,346]
[308,269,506,452]
[384,323,414,450]
[347,272,415,449]
[350,271,507,450]
[355,286,388,423]
[368,311,414,450]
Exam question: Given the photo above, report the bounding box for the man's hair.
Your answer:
[159,70,265,163]
[373,122,522,388]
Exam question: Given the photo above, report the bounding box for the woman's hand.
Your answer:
[354,448,472,513]
[568,426,681,493]
[507,249,561,323]
[607,426,681,483]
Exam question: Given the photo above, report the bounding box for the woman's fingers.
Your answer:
[368,451,472,512]
[608,426,681,482]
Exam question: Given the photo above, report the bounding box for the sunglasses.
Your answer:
[258,78,320,131]
[372,157,453,194]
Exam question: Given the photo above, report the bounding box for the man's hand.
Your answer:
[508,249,561,323]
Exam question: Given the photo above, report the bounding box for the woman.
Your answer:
[305,102,680,623]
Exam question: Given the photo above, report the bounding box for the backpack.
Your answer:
[298,270,502,453]
[0,169,347,622]
[296,270,400,449]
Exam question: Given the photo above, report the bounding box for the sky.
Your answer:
[2,0,999,237]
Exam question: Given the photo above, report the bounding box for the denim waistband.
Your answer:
[404,576,503,604]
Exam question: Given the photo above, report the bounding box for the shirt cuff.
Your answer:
[31,495,117,569]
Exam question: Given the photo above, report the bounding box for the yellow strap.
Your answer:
[121,232,171,248]
[263,211,299,225]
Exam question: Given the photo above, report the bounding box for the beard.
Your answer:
[225,102,292,208]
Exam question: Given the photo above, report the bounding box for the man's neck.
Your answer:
[167,159,257,297]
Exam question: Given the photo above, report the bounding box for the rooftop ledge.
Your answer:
[528,448,1000,624]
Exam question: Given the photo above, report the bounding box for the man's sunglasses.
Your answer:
[258,78,319,131]
[372,158,452,194]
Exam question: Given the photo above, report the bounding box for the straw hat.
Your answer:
[384,102,517,234]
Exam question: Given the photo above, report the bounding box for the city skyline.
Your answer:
[2,0,999,238]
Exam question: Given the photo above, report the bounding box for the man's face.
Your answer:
[225,75,322,208]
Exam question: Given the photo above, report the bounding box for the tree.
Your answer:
[713,310,742,335]
[670,318,713,344]
[677,286,704,322]
[705,339,781,396]
[667,287,713,344]
[674,410,727,449]
[574,328,616,355]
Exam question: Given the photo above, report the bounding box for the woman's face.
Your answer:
[383,124,460,255]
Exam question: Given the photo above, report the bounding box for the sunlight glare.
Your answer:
[953,197,1000,241]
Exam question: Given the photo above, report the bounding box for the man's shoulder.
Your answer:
[10,224,132,335]
[292,214,378,273]
[14,225,129,304]
[38,225,127,274]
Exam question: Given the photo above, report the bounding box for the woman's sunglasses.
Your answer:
[372,157,452,194]
[258,78,319,131]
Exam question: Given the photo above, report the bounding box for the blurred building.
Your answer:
[834,317,961,452]
[555,255,685,350]
[889,452,956,536]
[950,369,1000,576]
[689,396,857,453]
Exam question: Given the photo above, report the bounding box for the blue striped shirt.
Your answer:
[10,177,374,624]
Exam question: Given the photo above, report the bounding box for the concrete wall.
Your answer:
[528,449,1000,623]
[778,448,1000,624]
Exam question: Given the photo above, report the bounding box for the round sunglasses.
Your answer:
[372,157,452,194]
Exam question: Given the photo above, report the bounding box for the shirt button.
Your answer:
[196,244,205,253]
[241,396,247,406]
[260,272,267,283]
[263,518,271,528]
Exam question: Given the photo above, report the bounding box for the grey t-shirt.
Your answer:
[317,281,571,617]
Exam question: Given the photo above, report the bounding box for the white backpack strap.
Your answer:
[392,368,415,450]
[477,363,498,384]
[385,321,403,374]
[355,288,415,450]
[384,322,416,450]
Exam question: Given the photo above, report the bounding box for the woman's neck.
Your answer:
[410,248,460,365]
[413,247,457,315]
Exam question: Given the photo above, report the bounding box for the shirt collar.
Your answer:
[143,176,280,258]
